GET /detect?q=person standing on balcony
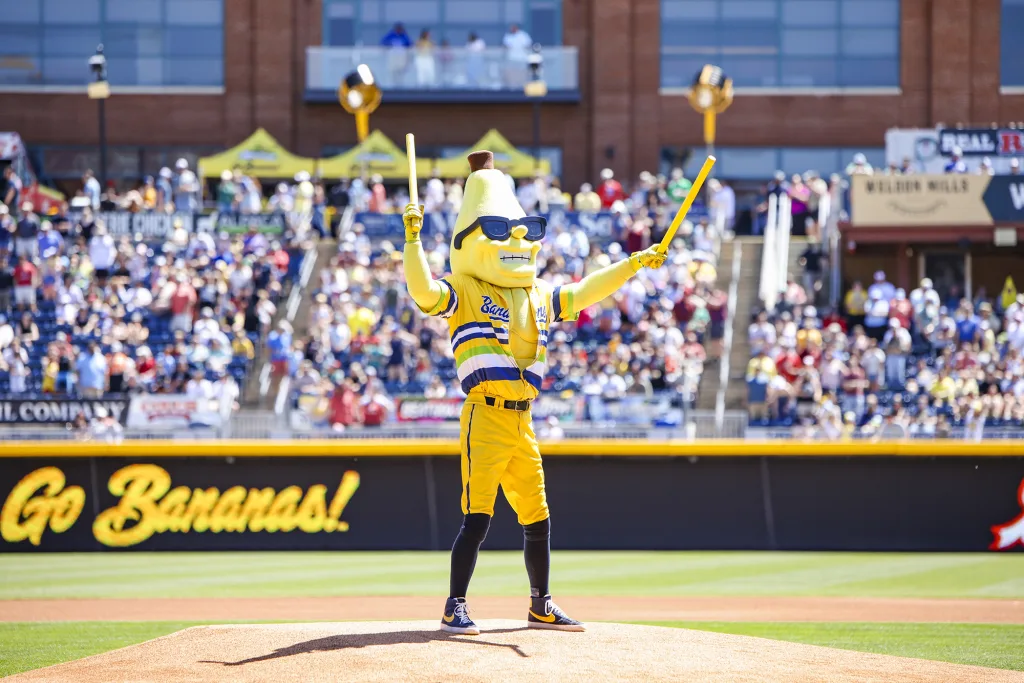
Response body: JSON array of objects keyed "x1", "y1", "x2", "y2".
[
  {"x1": 502, "y1": 23, "x2": 532, "y2": 87},
  {"x1": 415, "y1": 29, "x2": 437, "y2": 87},
  {"x1": 381, "y1": 23, "x2": 412, "y2": 86},
  {"x1": 466, "y1": 32, "x2": 486, "y2": 86}
]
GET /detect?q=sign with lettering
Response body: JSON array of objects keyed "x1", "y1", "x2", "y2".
[
  {"x1": 0, "y1": 398, "x2": 128, "y2": 425},
  {"x1": 849, "y1": 175, "x2": 993, "y2": 227},
  {"x1": 938, "y1": 127, "x2": 1024, "y2": 157}
]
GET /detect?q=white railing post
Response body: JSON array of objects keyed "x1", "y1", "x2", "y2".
[
  {"x1": 760, "y1": 193, "x2": 778, "y2": 312},
  {"x1": 776, "y1": 194, "x2": 792, "y2": 300}
]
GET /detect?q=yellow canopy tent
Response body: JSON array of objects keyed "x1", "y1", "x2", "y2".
[
  {"x1": 197, "y1": 128, "x2": 317, "y2": 180},
  {"x1": 429, "y1": 129, "x2": 551, "y2": 178},
  {"x1": 318, "y1": 130, "x2": 433, "y2": 180}
]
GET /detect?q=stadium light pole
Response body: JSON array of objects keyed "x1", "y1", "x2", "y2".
[
  {"x1": 87, "y1": 45, "x2": 110, "y2": 189},
  {"x1": 525, "y1": 45, "x2": 547, "y2": 172}
]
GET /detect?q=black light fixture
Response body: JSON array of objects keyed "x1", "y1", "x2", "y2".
[{"x1": 87, "y1": 44, "x2": 110, "y2": 189}]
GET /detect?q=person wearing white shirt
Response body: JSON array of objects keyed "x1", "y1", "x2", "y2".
[
  {"x1": 502, "y1": 24, "x2": 533, "y2": 87},
  {"x1": 424, "y1": 171, "x2": 445, "y2": 213},
  {"x1": 707, "y1": 179, "x2": 736, "y2": 232},
  {"x1": 185, "y1": 370, "x2": 214, "y2": 400},
  {"x1": 88, "y1": 225, "x2": 117, "y2": 277},
  {"x1": 192, "y1": 308, "x2": 220, "y2": 341},
  {"x1": 867, "y1": 271, "x2": 896, "y2": 302},
  {"x1": 864, "y1": 294, "x2": 890, "y2": 340},
  {"x1": 747, "y1": 311, "x2": 776, "y2": 354},
  {"x1": 909, "y1": 278, "x2": 941, "y2": 313},
  {"x1": 211, "y1": 373, "x2": 240, "y2": 411}
]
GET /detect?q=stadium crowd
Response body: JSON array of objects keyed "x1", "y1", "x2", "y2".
[
  {"x1": 0, "y1": 158, "x2": 309, "y2": 409},
  {"x1": 280, "y1": 166, "x2": 729, "y2": 430}
]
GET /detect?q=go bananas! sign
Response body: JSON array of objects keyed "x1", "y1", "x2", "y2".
[{"x1": 1, "y1": 463, "x2": 360, "y2": 549}]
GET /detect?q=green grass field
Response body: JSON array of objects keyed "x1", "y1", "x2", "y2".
[{"x1": 2, "y1": 551, "x2": 1023, "y2": 677}]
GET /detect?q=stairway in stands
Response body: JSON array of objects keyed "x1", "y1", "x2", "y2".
[{"x1": 719, "y1": 237, "x2": 765, "y2": 411}]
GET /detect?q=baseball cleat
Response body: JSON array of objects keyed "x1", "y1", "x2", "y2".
[
  {"x1": 527, "y1": 595, "x2": 586, "y2": 632},
  {"x1": 440, "y1": 597, "x2": 480, "y2": 635}
]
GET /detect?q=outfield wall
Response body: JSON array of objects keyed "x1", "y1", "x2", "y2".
[{"x1": 2, "y1": 441, "x2": 1023, "y2": 553}]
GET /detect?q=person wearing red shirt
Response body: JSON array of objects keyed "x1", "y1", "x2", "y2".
[
  {"x1": 169, "y1": 274, "x2": 197, "y2": 333},
  {"x1": 889, "y1": 288, "x2": 913, "y2": 329},
  {"x1": 270, "y1": 242, "x2": 290, "y2": 275},
  {"x1": 329, "y1": 378, "x2": 363, "y2": 430},
  {"x1": 775, "y1": 344, "x2": 803, "y2": 384},
  {"x1": 12, "y1": 254, "x2": 38, "y2": 312},
  {"x1": 597, "y1": 168, "x2": 625, "y2": 209}
]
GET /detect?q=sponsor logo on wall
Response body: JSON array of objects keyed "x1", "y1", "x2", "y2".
[{"x1": 0, "y1": 399, "x2": 128, "y2": 424}]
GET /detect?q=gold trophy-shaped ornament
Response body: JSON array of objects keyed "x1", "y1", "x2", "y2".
[{"x1": 339, "y1": 64, "x2": 382, "y2": 142}]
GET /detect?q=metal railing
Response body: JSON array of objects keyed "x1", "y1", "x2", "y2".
[
  {"x1": 306, "y1": 45, "x2": 579, "y2": 92},
  {"x1": 758, "y1": 193, "x2": 792, "y2": 313}
]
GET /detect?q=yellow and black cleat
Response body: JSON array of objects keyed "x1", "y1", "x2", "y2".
[{"x1": 527, "y1": 596, "x2": 586, "y2": 632}]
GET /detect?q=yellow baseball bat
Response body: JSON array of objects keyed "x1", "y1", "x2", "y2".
[
  {"x1": 656, "y1": 155, "x2": 717, "y2": 254},
  {"x1": 406, "y1": 133, "x2": 419, "y2": 207}
]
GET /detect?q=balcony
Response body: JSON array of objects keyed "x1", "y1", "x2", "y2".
[{"x1": 305, "y1": 45, "x2": 580, "y2": 104}]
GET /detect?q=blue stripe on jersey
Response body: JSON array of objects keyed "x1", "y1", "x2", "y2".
[
  {"x1": 523, "y1": 370, "x2": 544, "y2": 390},
  {"x1": 452, "y1": 331, "x2": 500, "y2": 355},
  {"x1": 451, "y1": 321, "x2": 493, "y2": 339},
  {"x1": 441, "y1": 280, "x2": 459, "y2": 317},
  {"x1": 552, "y1": 286, "x2": 563, "y2": 322},
  {"x1": 460, "y1": 366, "x2": 523, "y2": 394}
]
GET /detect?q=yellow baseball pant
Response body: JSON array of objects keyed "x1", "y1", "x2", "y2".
[{"x1": 459, "y1": 394, "x2": 549, "y2": 526}]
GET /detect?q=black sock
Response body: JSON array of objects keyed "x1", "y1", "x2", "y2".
[
  {"x1": 449, "y1": 513, "x2": 490, "y2": 598},
  {"x1": 523, "y1": 518, "x2": 551, "y2": 598}
]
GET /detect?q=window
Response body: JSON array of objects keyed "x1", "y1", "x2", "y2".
[
  {"x1": 660, "y1": 0, "x2": 900, "y2": 89},
  {"x1": 322, "y1": 0, "x2": 562, "y2": 47},
  {"x1": 0, "y1": 0, "x2": 223, "y2": 87},
  {"x1": 1002, "y1": 0, "x2": 1024, "y2": 87},
  {"x1": 671, "y1": 147, "x2": 884, "y2": 180}
]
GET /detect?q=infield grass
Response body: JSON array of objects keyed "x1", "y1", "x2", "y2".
[
  {"x1": 2, "y1": 551, "x2": 1024, "y2": 599},
  {"x1": 2, "y1": 620, "x2": 1023, "y2": 677}
]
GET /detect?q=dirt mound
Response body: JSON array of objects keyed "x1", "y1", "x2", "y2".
[{"x1": 8, "y1": 620, "x2": 1023, "y2": 683}]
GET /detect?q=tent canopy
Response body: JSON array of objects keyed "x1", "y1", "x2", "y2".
[
  {"x1": 318, "y1": 129, "x2": 430, "y2": 180},
  {"x1": 429, "y1": 129, "x2": 550, "y2": 179},
  {"x1": 197, "y1": 128, "x2": 317, "y2": 180}
]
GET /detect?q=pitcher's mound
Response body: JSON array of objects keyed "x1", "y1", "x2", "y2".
[{"x1": 9, "y1": 620, "x2": 1023, "y2": 683}]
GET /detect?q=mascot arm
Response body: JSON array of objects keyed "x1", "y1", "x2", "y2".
[
  {"x1": 555, "y1": 246, "x2": 665, "y2": 321},
  {"x1": 403, "y1": 241, "x2": 448, "y2": 313}
]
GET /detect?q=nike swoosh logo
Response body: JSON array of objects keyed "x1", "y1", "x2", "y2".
[
  {"x1": 443, "y1": 613, "x2": 456, "y2": 623},
  {"x1": 530, "y1": 610, "x2": 556, "y2": 623}
]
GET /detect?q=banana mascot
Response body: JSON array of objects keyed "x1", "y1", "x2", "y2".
[{"x1": 403, "y1": 151, "x2": 665, "y2": 634}]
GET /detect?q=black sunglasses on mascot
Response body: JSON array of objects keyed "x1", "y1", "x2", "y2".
[{"x1": 452, "y1": 215, "x2": 547, "y2": 250}]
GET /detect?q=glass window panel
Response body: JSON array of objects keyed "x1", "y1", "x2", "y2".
[
  {"x1": 840, "y1": 0, "x2": 899, "y2": 27},
  {"x1": 42, "y1": 0, "x2": 99, "y2": 23},
  {"x1": 506, "y1": 0, "x2": 524, "y2": 23},
  {"x1": 781, "y1": 0, "x2": 837, "y2": 26},
  {"x1": 165, "y1": 57, "x2": 222, "y2": 85},
  {"x1": 839, "y1": 57, "x2": 898, "y2": 86},
  {"x1": 781, "y1": 148, "x2": 840, "y2": 175},
  {"x1": 361, "y1": 0, "x2": 382, "y2": 23},
  {"x1": 445, "y1": 0, "x2": 503, "y2": 24},
  {"x1": 164, "y1": 26, "x2": 223, "y2": 57},
  {"x1": 1004, "y1": 4, "x2": 1024, "y2": 85},
  {"x1": 718, "y1": 56, "x2": 778, "y2": 86},
  {"x1": 660, "y1": 54, "x2": 707, "y2": 87},
  {"x1": 841, "y1": 28, "x2": 897, "y2": 56},
  {"x1": 0, "y1": 0, "x2": 41, "y2": 23},
  {"x1": 43, "y1": 26, "x2": 101, "y2": 57},
  {"x1": 780, "y1": 58, "x2": 837, "y2": 86},
  {"x1": 0, "y1": 59, "x2": 42, "y2": 85},
  {"x1": 105, "y1": 25, "x2": 163, "y2": 57},
  {"x1": 327, "y1": 1, "x2": 355, "y2": 18},
  {"x1": 42, "y1": 57, "x2": 87, "y2": 83},
  {"x1": 662, "y1": 0, "x2": 718, "y2": 21},
  {"x1": 719, "y1": 23, "x2": 779, "y2": 48},
  {"x1": 716, "y1": 148, "x2": 779, "y2": 179},
  {"x1": 165, "y1": 0, "x2": 223, "y2": 26},
  {"x1": 384, "y1": 0, "x2": 440, "y2": 23},
  {"x1": 530, "y1": 5, "x2": 557, "y2": 45},
  {"x1": 0, "y1": 28, "x2": 41, "y2": 55},
  {"x1": 360, "y1": 23, "x2": 390, "y2": 44},
  {"x1": 722, "y1": 0, "x2": 777, "y2": 19},
  {"x1": 108, "y1": 57, "x2": 164, "y2": 85},
  {"x1": 661, "y1": 21, "x2": 720, "y2": 47},
  {"x1": 328, "y1": 18, "x2": 355, "y2": 45},
  {"x1": 106, "y1": 0, "x2": 162, "y2": 22},
  {"x1": 781, "y1": 28, "x2": 838, "y2": 56}
]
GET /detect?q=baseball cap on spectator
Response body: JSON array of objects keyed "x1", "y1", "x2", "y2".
[
  {"x1": 40, "y1": 221, "x2": 51, "y2": 231},
  {"x1": 888, "y1": 318, "x2": 901, "y2": 328},
  {"x1": 21, "y1": 201, "x2": 33, "y2": 212},
  {"x1": 580, "y1": 183, "x2": 593, "y2": 192},
  {"x1": 610, "y1": 200, "x2": 627, "y2": 214},
  {"x1": 853, "y1": 153, "x2": 867, "y2": 165},
  {"x1": 873, "y1": 271, "x2": 885, "y2": 281},
  {"x1": 1012, "y1": 159, "x2": 1021, "y2": 170},
  {"x1": 894, "y1": 288, "x2": 906, "y2": 299},
  {"x1": 220, "y1": 170, "x2": 232, "y2": 181},
  {"x1": 175, "y1": 158, "x2": 189, "y2": 170},
  {"x1": 600, "y1": 168, "x2": 614, "y2": 180},
  {"x1": 295, "y1": 171, "x2": 311, "y2": 183},
  {"x1": 952, "y1": 146, "x2": 963, "y2": 158},
  {"x1": 920, "y1": 277, "x2": 933, "y2": 288},
  {"x1": 111, "y1": 341, "x2": 123, "y2": 353},
  {"x1": 159, "y1": 167, "x2": 172, "y2": 178},
  {"x1": 0, "y1": 204, "x2": 7, "y2": 215}
]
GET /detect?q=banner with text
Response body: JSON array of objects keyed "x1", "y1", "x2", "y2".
[
  {"x1": 0, "y1": 398, "x2": 129, "y2": 425},
  {"x1": 849, "y1": 174, "x2": 1024, "y2": 227},
  {"x1": 65, "y1": 210, "x2": 287, "y2": 240},
  {"x1": 125, "y1": 394, "x2": 232, "y2": 431}
]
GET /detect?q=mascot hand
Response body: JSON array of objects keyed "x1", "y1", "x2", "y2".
[
  {"x1": 403, "y1": 203, "x2": 425, "y2": 243},
  {"x1": 630, "y1": 246, "x2": 667, "y2": 271}
]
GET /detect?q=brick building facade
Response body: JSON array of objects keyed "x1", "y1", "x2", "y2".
[{"x1": 0, "y1": 0, "x2": 1017, "y2": 188}]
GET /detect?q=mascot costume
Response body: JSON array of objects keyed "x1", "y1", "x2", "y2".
[{"x1": 403, "y1": 150, "x2": 666, "y2": 635}]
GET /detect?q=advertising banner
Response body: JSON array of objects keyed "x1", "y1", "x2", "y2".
[
  {"x1": 0, "y1": 398, "x2": 129, "y2": 425},
  {"x1": 194, "y1": 211, "x2": 287, "y2": 235},
  {"x1": 850, "y1": 175, "x2": 994, "y2": 227},
  {"x1": 937, "y1": 127, "x2": 1024, "y2": 157},
  {"x1": 885, "y1": 128, "x2": 1024, "y2": 174},
  {"x1": 125, "y1": 394, "x2": 232, "y2": 431},
  {"x1": 396, "y1": 395, "x2": 583, "y2": 423},
  {"x1": 3, "y1": 455, "x2": 1022, "y2": 552}
]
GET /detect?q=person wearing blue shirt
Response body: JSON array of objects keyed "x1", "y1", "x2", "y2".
[
  {"x1": 944, "y1": 147, "x2": 967, "y2": 174},
  {"x1": 381, "y1": 23, "x2": 412, "y2": 48},
  {"x1": 76, "y1": 342, "x2": 108, "y2": 398},
  {"x1": 37, "y1": 221, "x2": 64, "y2": 259},
  {"x1": 382, "y1": 23, "x2": 412, "y2": 85}
]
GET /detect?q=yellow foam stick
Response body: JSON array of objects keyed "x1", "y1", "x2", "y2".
[
  {"x1": 406, "y1": 133, "x2": 419, "y2": 207},
  {"x1": 656, "y1": 155, "x2": 717, "y2": 254}
]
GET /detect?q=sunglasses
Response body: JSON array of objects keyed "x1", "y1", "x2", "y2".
[{"x1": 452, "y1": 215, "x2": 547, "y2": 250}]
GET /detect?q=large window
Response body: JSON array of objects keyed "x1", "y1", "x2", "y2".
[
  {"x1": 1003, "y1": 0, "x2": 1024, "y2": 87},
  {"x1": 0, "y1": 0, "x2": 224, "y2": 87},
  {"x1": 668, "y1": 147, "x2": 885, "y2": 180},
  {"x1": 660, "y1": 0, "x2": 900, "y2": 89},
  {"x1": 322, "y1": 0, "x2": 562, "y2": 48}
]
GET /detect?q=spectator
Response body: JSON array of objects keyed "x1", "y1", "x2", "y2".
[
  {"x1": 466, "y1": 32, "x2": 486, "y2": 86},
  {"x1": 14, "y1": 202, "x2": 39, "y2": 261},
  {"x1": 707, "y1": 179, "x2": 736, "y2": 233},
  {"x1": 3, "y1": 167, "x2": 22, "y2": 210},
  {"x1": 37, "y1": 220, "x2": 63, "y2": 261},
  {"x1": 2, "y1": 337, "x2": 29, "y2": 394},
  {"x1": 12, "y1": 253, "x2": 38, "y2": 313},
  {"x1": 156, "y1": 167, "x2": 174, "y2": 209},
  {"x1": 787, "y1": 175, "x2": 811, "y2": 235},
  {"x1": 597, "y1": 169, "x2": 625, "y2": 209},
  {"x1": 77, "y1": 342, "x2": 108, "y2": 398},
  {"x1": 381, "y1": 23, "x2": 412, "y2": 84},
  {"x1": 867, "y1": 270, "x2": 896, "y2": 302},
  {"x1": 1011, "y1": 159, "x2": 1022, "y2": 176},
  {"x1": 217, "y1": 170, "x2": 237, "y2": 212},
  {"x1": 574, "y1": 183, "x2": 601, "y2": 212},
  {"x1": 169, "y1": 273, "x2": 198, "y2": 333},
  {"x1": 173, "y1": 158, "x2": 200, "y2": 212},
  {"x1": 845, "y1": 153, "x2": 874, "y2": 176},
  {"x1": 89, "y1": 223, "x2": 116, "y2": 283},
  {"x1": 0, "y1": 255, "x2": 13, "y2": 312},
  {"x1": 82, "y1": 169, "x2": 102, "y2": 210},
  {"x1": 502, "y1": 23, "x2": 533, "y2": 87},
  {"x1": 414, "y1": 29, "x2": 436, "y2": 86},
  {"x1": 944, "y1": 147, "x2": 967, "y2": 174},
  {"x1": 666, "y1": 168, "x2": 692, "y2": 207},
  {"x1": 978, "y1": 157, "x2": 995, "y2": 176}
]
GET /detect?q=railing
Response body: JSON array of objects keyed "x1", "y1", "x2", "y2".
[
  {"x1": 306, "y1": 45, "x2": 579, "y2": 93},
  {"x1": 758, "y1": 193, "x2": 792, "y2": 313}
]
